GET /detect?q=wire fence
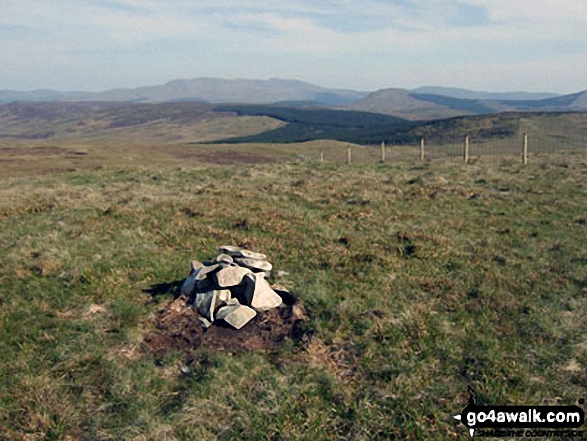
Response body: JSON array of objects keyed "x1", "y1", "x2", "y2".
[{"x1": 299, "y1": 133, "x2": 587, "y2": 164}]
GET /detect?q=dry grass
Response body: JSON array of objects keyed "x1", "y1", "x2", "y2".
[{"x1": 0, "y1": 152, "x2": 586, "y2": 439}]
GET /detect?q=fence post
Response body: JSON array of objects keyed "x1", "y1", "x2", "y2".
[
  {"x1": 347, "y1": 144, "x2": 352, "y2": 164},
  {"x1": 419, "y1": 137, "x2": 425, "y2": 162},
  {"x1": 522, "y1": 132, "x2": 528, "y2": 165},
  {"x1": 320, "y1": 152, "x2": 324, "y2": 163},
  {"x1": 380, "y1": 141, "x2": 386, "y2": 163},
  {"x1": 464, "y1": 135, "x2": 470, "y2": 164}
]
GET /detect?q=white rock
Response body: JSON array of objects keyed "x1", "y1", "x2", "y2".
[
  {"x1": 195, "y1": 263, "x2": 220, "y2": 281},
  {"x1": 214, "y1": 266, "x2": 251, "y2": 288},
  {"x1": 190, "y1": 260, "x2": 204, "y2": 273},
  {"x1": 218, "y1": 246, "x2": 267, "y2": 260},
  {"x1": 216, "y1": 304, "x2": 257, "y2": 329},
  {"x1": 218, "y1": 245, "x2": 244, "y2": 254},
  {"x1": 199, "y1": 317, "x2": 212, "y2": 328},
  {"x1": 238, "y1": 249, "x2": 267, "y2": 260},
  {"x1": 244, "y1": 273, "x2": 283, "y2": 311},
  {"x1": 215, "y1": 254, "x2": 234, "y2": 265},
  {"x1": 216, "y1": 289, "x2": 232, "y2": 304},
  {"x1": 234, "y1": 257, "x2": 272, "y2": 272}
]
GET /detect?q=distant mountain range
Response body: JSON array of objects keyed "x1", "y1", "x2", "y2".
[
  {"x1": 1, "y1": 77, "x2": 586, "y2": 121},
  {"x1": 0, "y1": 78, "x2": 366, "y2": 107}
]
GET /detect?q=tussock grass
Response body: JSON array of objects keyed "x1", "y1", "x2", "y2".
[{"x1": 1, "y1": 153, "x2": 586, "y2": 439}]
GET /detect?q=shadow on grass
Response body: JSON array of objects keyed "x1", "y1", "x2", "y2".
[{"x1": 143, "y1": 280, "x2": 184, "y2": 298}]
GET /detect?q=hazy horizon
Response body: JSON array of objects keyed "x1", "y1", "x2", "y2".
[{"x1": 1, "y1": 0, "x2": 586, "y2": 94}]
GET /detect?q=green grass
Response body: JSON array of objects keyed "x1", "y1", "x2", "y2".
[{"x1": 1, "y1": 153, "x2": 586, "y2": 439}]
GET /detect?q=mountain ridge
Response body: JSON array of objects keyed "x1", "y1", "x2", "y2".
[{"x1": 1, "y1": 78, "x2": 586, "y2": 121}]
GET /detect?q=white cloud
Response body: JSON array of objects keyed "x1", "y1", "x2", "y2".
[{"x1": 0, "y1": 0, "x2": 585, "y2": 91}]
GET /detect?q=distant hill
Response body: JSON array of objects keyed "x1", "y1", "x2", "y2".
[
  {"x1": 347, "y1": 88, "x2": 475, "y2": 120},
  {"x1": 0, "y1": 78, "x2": 367, "y2": 107},
  {"x1": 1, "y1": 79, "x2": 586, "y2": 122},
  {"x1": 348, "y1": 89, "x2": 587, "y2": 120},
  {"x1": 412, "y1": 86, "x2": 559, "y2": 101}
]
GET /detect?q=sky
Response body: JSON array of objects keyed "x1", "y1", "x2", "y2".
[{"x1": 1, "y1": 0, "x2": 586, "y2": 93}]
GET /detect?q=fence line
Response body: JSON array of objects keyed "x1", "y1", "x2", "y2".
[{"x1": 309, "y1": 133, "x2": 587, "y2": 165}]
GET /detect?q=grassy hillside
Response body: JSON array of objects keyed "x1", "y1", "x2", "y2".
[
  {"x1": 0, "y1": 102, "x2": 285, "y2": 145},
  {"x1": 1, "y1": 154, "x2": 586, "y2": 439}
]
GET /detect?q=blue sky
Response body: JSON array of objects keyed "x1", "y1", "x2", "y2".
[{"x1": 1, "y1": 0, "x2": 585, "y2": 93}]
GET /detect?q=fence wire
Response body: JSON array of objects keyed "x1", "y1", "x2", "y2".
[{"x1": 299, "y1": 134, "x2": 587, "y2": 164}]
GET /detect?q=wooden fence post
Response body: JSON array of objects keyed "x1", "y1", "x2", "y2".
[
  {"x1": 464, "y1": 135, "x2": 470, "y2": 164},
  {"x1": 320, "y1": 152, "x2": 324, "y2": 163},
  {"x1": 347, "y1": 144, "x2": 352, "y2": 164},
  {"x1": 419, "y1": 137, "x2": 425, "y2": 162},
  {"x1": 522, "y1": 132, "x2": 528, "y2": 165},
  {"x1": 380, "y1": 141, "x2": 386, "y2": 163}
]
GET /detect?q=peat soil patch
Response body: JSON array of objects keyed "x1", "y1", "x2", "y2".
[{"x1": 143, "y1": 245, "x2": 308, "y2": 358}]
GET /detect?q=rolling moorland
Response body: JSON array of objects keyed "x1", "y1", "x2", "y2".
[
  {"x1": 0, "y1": 90, "x2": 586, "y2": 439},
  {"x1": 1, "y1": 153, "x2": 586, "y2": 439}
]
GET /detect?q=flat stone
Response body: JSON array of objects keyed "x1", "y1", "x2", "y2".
[
  {"x1": 218, "y1": 246, "x2": 267, "y2": 260},
  {"x1": 237, "y1": 249, "x2": 267, "y2": 260},
  {"x1": 216, "y1": 304, "x2": 257, "y2": 329},
  {"x1": 244, "y1": 273, "x2": 283, "y2": 311},
  {"x1": 214, "y1": 266, "x2": 251, "y2": 288},
  {"x1": 194, "y1": 290, "x2": 218, "y2": 321},
  {"x1": 215, "y1": 254, "x2": 234, "y2": 265},
  {"x1": 216, "y1": 289, "x2": 232, "y2": 304},
  {"x1": 234, "y1": 257, "x2": 272, "y2": 272},
  {"x1": 218, "y1": 245, "x2": 244, "y2": 255},
  {"x1": 190, "y1": 260, "x2": 204, "y2": 273},
  {"x1": 195, "y1": 263, "x2": 220, "y2": 281}
]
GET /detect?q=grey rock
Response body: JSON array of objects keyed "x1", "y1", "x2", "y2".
[
  {"x1": 225, "y1": 297, "x2": 240, "y2": 306},
  {"x1": 215, "y1": 266, "x2": 251, "y2": 288},
  {"x1": 180, "y1": 271, "x2": 198, "y2": 297},
  {"x1": 234, "y1": 257, "x2": 272, "y2": 272},
  {"x1": 194, "y1": 290, "x2": 219, "y2": 321},
  {"x1": 238, "y1": 249, "x2": 267, "y2": 260},
  {"x1": 218, "y1": 245, "x2": 267, "y2": 260},
  {"x1": 216, "y1": 304, "x2": 257, "y2": 329},
  {"x1": 215, "y1": 254, "x2": 234, "y2": 265},
  {"x1": 218, "y1": 245, "x2": 244, "y2": 255},
  {"x1": 195, "y1": 263, "x2": 220, "y2": 281},
  {"x1": 244, "y1": 273, "x2": 283, "y2": 311}
]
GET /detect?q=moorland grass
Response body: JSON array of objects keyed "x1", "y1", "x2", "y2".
[{"x1": 0, "y1": 153, "x2": 586, "y2": 439}]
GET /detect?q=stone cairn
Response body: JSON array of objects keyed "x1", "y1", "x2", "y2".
[{"x1": 180, "y1": 245, "x2": 292, "y2": 329}]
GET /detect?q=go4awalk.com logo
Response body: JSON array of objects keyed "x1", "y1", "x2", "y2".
[{"x1": 453, "y1": 393, "x2": 585, "y2": 438}]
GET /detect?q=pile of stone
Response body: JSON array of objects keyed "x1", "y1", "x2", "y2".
[{"x1": 180, "y1": 245, "x2": 291, "y2": 329}]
